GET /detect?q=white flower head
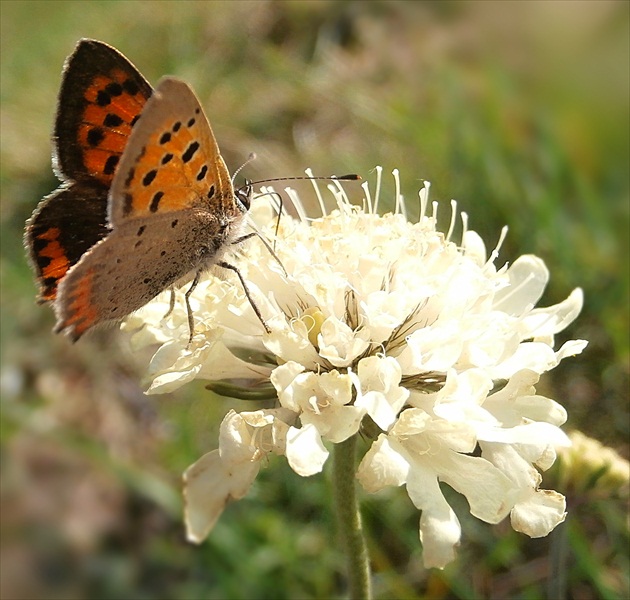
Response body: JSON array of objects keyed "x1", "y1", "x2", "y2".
[{"x1": 127, "y1": 167, "x2": 586, "y2": 568}]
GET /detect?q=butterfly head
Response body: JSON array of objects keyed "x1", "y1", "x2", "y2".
[{"x1": 235, "y1": 180, "x2": 253, "y2": 213}]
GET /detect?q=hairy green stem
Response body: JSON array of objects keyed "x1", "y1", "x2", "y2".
[
  {"x1": 332, "y1": 434, "x2": 372, "y2": 599},
  {"x1": 548, "y1": 516, "x2": 569, "y2": 599}
]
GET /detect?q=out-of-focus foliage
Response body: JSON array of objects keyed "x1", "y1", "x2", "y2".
[{"x1": 1, "y1": 1, "x2": 627, "y2": 598}]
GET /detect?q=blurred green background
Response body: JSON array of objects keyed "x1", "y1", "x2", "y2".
[{"x1": 1, "y1": 1, "x2": 628, "y2": 599}]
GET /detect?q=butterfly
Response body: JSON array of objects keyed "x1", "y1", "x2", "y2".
[{"x1": 25, "y1": 39, "x2": 253, "y2": 342}]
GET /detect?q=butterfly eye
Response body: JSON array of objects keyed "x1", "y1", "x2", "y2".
[{"x1": 235, "y1": 182, "x2": 252, "y2": 213}]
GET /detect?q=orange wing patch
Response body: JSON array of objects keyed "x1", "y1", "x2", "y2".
[
  {"x1": 25, "y1": 40, "x2": 153, "y2": 304},
  {"x1": 34, "y1": 227, "x2": 71, "y2": 301},
  {"x1": 123, "y1": 109, "x2": 213, "y2": 216},
  {"x1": 54, "y1": 40, "x2": 152, "y2": 186},
  {"x1": 54, "y1": 266, "x2": 99, "y2": 341},
  {"x1": 107, "y1": 77, "x2": 234, "y2": 225},
  {"x1": 79, "y1": 69, "x2": 149, "y2": 183}
]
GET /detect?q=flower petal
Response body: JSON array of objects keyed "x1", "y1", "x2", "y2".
[
  {"x1": 511, "y1": 489, "x2": 567, "y2": 537},
  {"x1": 523, "y1": 288, "x2": 584, "y2": 338},
  {"x1": 357, "y1": 434, "x2": 409, "y2": 491},
  {"x1": 184, "y1": 450, "x2": 260, "y2": 543},
  {"x1": 285, "y1": 424, "x2": 329, "y2": 476},
  {"x1": 493, "y1": 255, "x2": 549, "y2": 315}
]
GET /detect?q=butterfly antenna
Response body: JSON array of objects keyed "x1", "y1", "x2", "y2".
[
  {"x1": 236, "y1": 171, "x2": 360, "y2": 248},
  {"x1": 250, "y1": 189, "x2": 284, "y2": 250},
  {"x1": 247, "y1": 173, "x2": 361, "y2": 186},
  {"x1": 231, "y1": 153, "x2": 257, "y2": 184}
]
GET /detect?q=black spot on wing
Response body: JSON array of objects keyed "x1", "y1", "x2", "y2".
[
  {"x1": 143, "y1": 170, "x2": 157, "y2": 186},
  {"x1": 122, "y1": 79, "x2": 140, "y2": 96},
  {"x1": 196, "y1": 165, "x2": 208, "y2": 181},
  {"x1": 123, "y1": 193, "x2": 133, "y2": 216},
  {"x1": 103, "y1": 113, "x2": 123, "y2": 127},
  {"x1": 150, "y1": 191, "x2": 164, "y2": 212},
  {"x1": 87, "y1": 127, "x2": 105, "y2": 146},
  {"x1": 105, "y1": 82, "x2": 123, "y2": 97},
  {"x1": 96, "y1": 90, "x2": 111, "y2": 106},
  {"x1": 182, "y1": 141, "x2": 200, "y2": 163},
  {"x1": 103, "y1": 154, "x2": 119, "y2": 175}
]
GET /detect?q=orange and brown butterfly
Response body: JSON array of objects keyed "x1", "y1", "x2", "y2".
[{"x1": 25, "y1": 39, "x2": 251, "y2": 341}]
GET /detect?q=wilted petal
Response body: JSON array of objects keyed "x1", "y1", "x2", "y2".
[
  {"x1": 219, "y1": 408, "x2": 295, "y2": 464},
  {"x1": 511, "y1": 489, "x2": 567, "y2": 537},
  {"x1": 146, "y1": 332, "x2": 269, "y2": 395},
  {"x1": 432, "y1": 452, "x2": 515, "y2": 524},
  {"x1": 145, "y1": 339, "x2": 209, "y2": 394},
  {"x1": 184, "y1": 450, "x2": 260, "y2": 543}
]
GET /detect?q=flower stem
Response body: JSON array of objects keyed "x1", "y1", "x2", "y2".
[{"x1": 332, "y1": 434, "x2": 372, "y2": 599}]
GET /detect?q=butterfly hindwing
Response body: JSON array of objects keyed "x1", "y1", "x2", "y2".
[
  {"x1": 54, "y1": 210, "x2": 224, "y2": 341},
  {"x1": 25, "y1": 184, "x2": 110, "y2": 302}
]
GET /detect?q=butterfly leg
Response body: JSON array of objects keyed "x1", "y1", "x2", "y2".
[
  {"x1": 231, "y1": 232, "x2": 257, "y2": 244},
  {"x1": 184, "y1": 272, "x2": 201, "y2": 344},
  {"x1": 163, "y1": 287, "x2": 176, "y2": 319},
  {"x1": 258, "y1": 190, "x2": 284, "y2": 251},
  {"x1": 217, "y1": 261, "x2": 271, "y2": 334},
  {"x1": 232, "y1": 232, "x2": 287, "y2": 277}
]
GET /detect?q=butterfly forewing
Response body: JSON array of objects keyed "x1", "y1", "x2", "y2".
[
  {"x1": 109, "y1": 77, "x2": 233, "y2": 225},
  {"x1": 55, "y1": 39, "x2": 152, "y2": 185}
]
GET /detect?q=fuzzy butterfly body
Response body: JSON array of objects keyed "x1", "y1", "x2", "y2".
[{"x1": 25, "y1": 39, "x2": 248, "y2": 341}]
